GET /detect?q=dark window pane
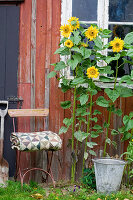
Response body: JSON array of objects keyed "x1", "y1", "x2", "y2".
[
  {"x1": 109, "y1": 25, "x2": 133, "y2": 41},
  {"x1": 109, "y1": 0, "x2": 133, "y2": 22},
  {"x1": 72, "y1": 0, "x2": 97, "y2": 21},
  {"x1": 108, "y1": 52, "x2": 133, "y2": 77}
]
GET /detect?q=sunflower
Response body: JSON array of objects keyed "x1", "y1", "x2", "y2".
[
  {"x1": 85, "y1": 25, "x2": 99, "y2": 41},
  {"x1": 68, "y1": 16, "x2": 80, "y2": 31},
  {"x1": 64, "y1": 39, "x2": 74, "y2": 48},
  {"x1": 110, "y1": 37, "x2": 124, "y2": 52},
  {"x1": 86, "y1": 66, "x2": 99, "y2": 79},
  {"x1": 80, "y1": 42, "x2": 88, "y2": 47},
  {"x1": 60, "y1": 24, "x2": 72, "y2": 38}
]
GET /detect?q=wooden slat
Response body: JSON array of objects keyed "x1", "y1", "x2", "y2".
[
  {"x1": 8, "y1": 109, "x2": 49, "y2": 117},
  {"x1": 0, "y1": 0, "x2": 24, "y2": 2}
]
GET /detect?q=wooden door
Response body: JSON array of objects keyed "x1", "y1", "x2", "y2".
[{"x1": 0, "y1": 5, "x2": 20, "y2": 177}]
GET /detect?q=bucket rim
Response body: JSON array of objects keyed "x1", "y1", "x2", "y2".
[{"x1": 92, "y1": 157, "x2": 127, "y2": 165}]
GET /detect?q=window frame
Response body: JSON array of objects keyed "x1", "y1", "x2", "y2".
[{"x1": 61, "y1": 0, "x2": 133, "y2": 89}]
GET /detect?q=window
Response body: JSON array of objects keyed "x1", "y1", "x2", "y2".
[{"x1": 61, "y1": 0, "x2": 133, "y2": 88}]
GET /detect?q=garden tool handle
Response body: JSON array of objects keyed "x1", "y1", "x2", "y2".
[
  {"x1": 1, "y1": 116, "x2": 4, "y2": 140},
  {"x1": 0, "y1": 116, "x2": 4, "y2": 158}
]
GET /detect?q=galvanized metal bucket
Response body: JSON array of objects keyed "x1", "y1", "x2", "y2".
[{"x1": 92, "y1": 158, "x2": 126, "y2": 193}]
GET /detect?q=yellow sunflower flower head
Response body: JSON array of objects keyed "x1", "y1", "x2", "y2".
[
  {"x1": 85, "y1": 25, "x2": 99, "y2": 41},
  {"x1": 80, "y1": 42, "x2": 88, "y2": 47},
  {"x1": 110, "y1": 37, "x2": 124, "y2": 52},
  {"x1": 60, "y1": 24, "x2": 72, "y2": 38},
  {"x1": 68, "y1": 16, "x2": 80, "y2": 31},
  {"x1": 86, "y1": 66, "x2": 99, "y2": 79},
  {"x1": 64, "y1": 39, "x2": 74, "y2": 48}
]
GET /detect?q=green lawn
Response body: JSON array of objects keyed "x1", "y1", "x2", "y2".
[{"x1": 0, "y1": 181, "x2": 132, "y2": 200}]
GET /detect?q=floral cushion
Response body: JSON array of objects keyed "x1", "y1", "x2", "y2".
[{"x1": 10, "y1": 131, "x2": 62, "y2": 151}]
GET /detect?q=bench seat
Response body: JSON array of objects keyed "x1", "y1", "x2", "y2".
[{"x1": 10, "y1": 131, "x2": 62, "y2": 152}]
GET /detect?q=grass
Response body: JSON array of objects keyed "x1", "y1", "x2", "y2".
[{"x1": 0, "y1": 180, "x2": 132, "y2": 200}]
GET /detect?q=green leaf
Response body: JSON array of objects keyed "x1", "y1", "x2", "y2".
[
  {"x1": 61, "y1": 83, "x2": 70, "y2": 93},
  {"x1": 123, "y1": 58, "x2": 133, "y2": 65},
  {"x1": 54, "y1": 46, "x2": 70, "y2": 55},
  {"x1": 118, "y1": 126, "x2": 125, "y2": 133},
  {"x1": 73, "y1": 54, "x2": 82, "y2": 63},
  {"x1": 67, "y1": 58, "x2": 79, "y2": 70},
  {"x1": 103, "y1": 29, "x2": 112, "y2": 35},
  {"x1": 76, "y1": 107, "x2": 86, "y2": 115},
  {"x1": 123, "y1": 115, "x2": 129, "y2": 125},
  {"x1": 113, "y1": 109, "x2": 123, "y2": 116},
  {"x1": 59, "y1": 37, "x2": 67, "y2": 45},
  {"x1": 79, "y1": 94, "x2": 89, "y2": 106},
  {"x1": 87, "y1": 142, "x2": 98, "y2": 148},
  {"x1": 89, "y1": 150, "x2": 96, "y2": 156},
  {"x1": 125, "y1": 119, "x2": 133, "y2": 131},
  {"x1": 92, "y1": 124, "x2": 102, "y2": 130},
  {"x1": 71, "y1": 32, "x2": 81, "y2": 45},
  {"x1": 88, "y1": 88, "x2": 98, "y2": 96},
  {"x1": 80, "y1": 111, "x2": 90, "y2": 117},
  {"x1": 71, "y1": 77, "x2": 85, "y2": 85},
  {"x1": 119, "y1": 75, "x2": 131, "y2": 84},
  {"x1": 91, "y1": 132, "x2": 100, "y2": 138},
  {"x1": 93, "y1": 110, "x2": 102, "y2": 115},
  {"x1": 131, "y1": 70, "x2": 133, "y2": 79},
  {"x1": 112, "y1": 141, "x2": 117, "y2": 149},
  {"x1": 99, "y1": 76, "x2": 114, "y2": 82},
  {"x1": 59, "y1": 126, "x2": 68, "y2": 134},
  {"x1": 127, "y1": 49, "x2": 133, "y2": 57},
  {"x1": 94, "y1": 37, "x2": 103, "y2": 50},
  {"x1": 121, "y1": 132, "x2": 132, "y2": 141},
  {"x1": 71, "y1": 46, "x2": 80, "y2": 53},
  {"x1": 54, "y1": 61, "x2": 66, "y2": 71},
  {"x1": 103, "y1": 122, "x2": 109, "y2": 128},
  {"x1": 105, "y1": 138, "x2": 111, "y2": 145},
  {"x1": 111, "y1": 129, "x2": 119, "y2": 136},
  {"x1": 67, "y1": 54, "x2": 82, "y2": 70},
  {"x1": 90, "y1": 117, "x2": 98, "y2": 123},
  {"x1": 80, "y1": 47, "x2": 91, "y2": 59},
  {"x1": 84, "y1": 152, "x2": 88, "y2": 160},
  {"x1": 105, "y1": 88, "x2": 120, "y2": 102},
  {"x1": 106, "y1": 54, "x2": 120, "y2": 64},
  {"x1": 124, "y1": 32, "x2": 133, "y2": 44},
  {"x1": 63, "y1": 118, "x2": 72, "y2": 127},
  {"x1": 60, "y1": 101, "x2": 71, "y2": 109},
  {"x1": 129, "y1": 112, "x2": 133, "y2": 119},
  {"x1": 47, "y1": 71, "x2": 56, "y2": 79},
  {"x1": 74, "y1": 131, "x2": 89, "y2": 142},
  {"x1": 98, "y1": 66, "x2": 114, "y2": 75},
  {"x1": 62, "y1": 79, "x2": 69, "y2": 86},
  {"x1": 96, "y1": 96, "x2": 110, "y2": 107},
  {"x1": 119, "y1": 87, "x2": 133, "y2": 97}
]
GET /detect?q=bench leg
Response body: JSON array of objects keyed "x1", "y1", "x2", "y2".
[{"x1": 15, "y1": 150, "x2": 55, "y2": 188}]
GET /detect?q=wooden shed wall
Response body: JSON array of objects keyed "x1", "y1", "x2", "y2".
[{"x1": 17, "y1": 0, "x2": 133, "y2": 181}]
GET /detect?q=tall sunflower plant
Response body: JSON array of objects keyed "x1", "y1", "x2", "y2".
[{"x1": 48, "y1": 17, "x2": 133, "y2": 182}]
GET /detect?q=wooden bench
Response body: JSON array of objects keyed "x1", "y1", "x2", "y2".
[{"x1": 8, "y1": 109, "x2": 62, "y2": 187}]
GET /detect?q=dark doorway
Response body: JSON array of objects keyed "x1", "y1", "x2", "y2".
[{"x1": 0, "y1": 5, "x2": 20, "y2": 177}]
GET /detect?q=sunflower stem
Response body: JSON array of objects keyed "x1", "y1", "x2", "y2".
[
  {"x1": 82, "y1": 92, "x2": 93, "y2": 176},
  {"x1": 103, "y1": 59, "x2": 119, "y2": 157}
]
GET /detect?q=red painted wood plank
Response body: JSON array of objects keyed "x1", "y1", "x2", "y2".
[
  {"x1": 35, "y1": 0, "x2": 47, "y2": 110},
  {"x1": 49, "y1": 0, "x2": 63, "y2": 133},
  {"x1": 35, "y1": 0, "x2": 47, "y2": 135},
  {"x1": 49, "y1": 0, "x2": 64, "y2": 180},
  {"x1": 18, "y1": 0, "x2": 32, "y2": 84}
]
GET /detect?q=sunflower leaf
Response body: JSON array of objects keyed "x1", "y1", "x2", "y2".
[
  {"x1": 47, "y1": 71, "x2": 56, "y2": 79},
  {"x1": 54, "y1": 46, "x2": 70, "y2": 55},
  {"x1": 96, "y1": 96, "x2": 110, "y2": 107}
]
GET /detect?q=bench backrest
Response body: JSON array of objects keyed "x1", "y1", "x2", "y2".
[{"x1": 8, "y1": 109, "x2": 49, "y2": 117}]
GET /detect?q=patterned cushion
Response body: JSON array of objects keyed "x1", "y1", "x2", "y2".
[{"x1": 10, "y1": 131, "x2": 62, "y2": 151}]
